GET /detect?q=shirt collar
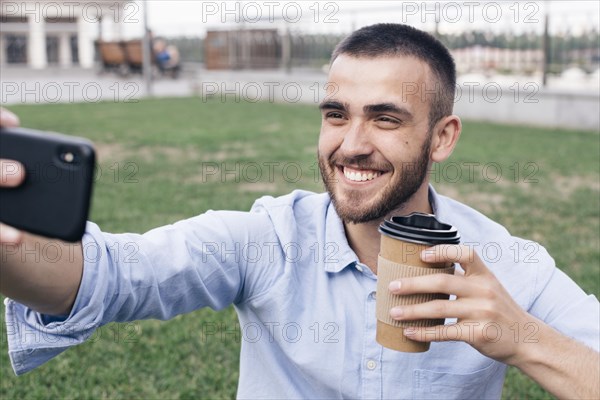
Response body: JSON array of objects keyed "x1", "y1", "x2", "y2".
[
  {"x1": 428, "y1": 183, "x2": 440, "y2": 215},
  {"x1": 322, "y1": 185, "x2": 441, "y2": 274},
  {"x1": 323, "y1": 200, "x2": 358, "y2": 273}
]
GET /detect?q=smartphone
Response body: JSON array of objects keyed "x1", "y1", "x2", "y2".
[{"x1": 0, "y1": 127, "x2": 96, "y2": 242}]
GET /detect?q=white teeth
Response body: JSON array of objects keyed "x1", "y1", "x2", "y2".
[{"x1": 343, "y1": 168, "x2": 380, "y2": 182}]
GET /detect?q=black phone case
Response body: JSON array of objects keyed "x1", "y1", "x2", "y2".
[{"x1": 0, "y1": 127, "x2": 95, "y2": 242}]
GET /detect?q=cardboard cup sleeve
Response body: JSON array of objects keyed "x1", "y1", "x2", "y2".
[{"x1": 376, "y1": 255, "x2": 455, "y2": 351}]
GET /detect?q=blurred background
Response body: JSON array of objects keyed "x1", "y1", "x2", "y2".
[
  {"x1": 1, "y1": 0, "x2": 599, "y2": 130},
  {"x1": 1, "y1": 2, "x2": 598, "y2": 399}
]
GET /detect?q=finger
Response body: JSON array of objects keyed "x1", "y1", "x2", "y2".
[
  {"x1": 0, "y1": 223, "x2": 23, "y2": 245},
  {"x1": 0, "y1": 160, "x2": 25, "y2": 187},
  {"x1": 388, "y1": 273, "x2": 471, "y2": 297},
  {"x1": 0, "y1": 108, "x2": 20, "y2": 128},
  {"x1": 402, "y1": 324, "x2": 464, "y2": 343},
  {"x1": 421, "y1": 245, "x2": 487, "y2": 276},
  {"x1": 421, "y1": 244, "x2": 475, "y2": 264},
  {"x1": 390, "y1": 299, "x2": 470, "y2": 321}
]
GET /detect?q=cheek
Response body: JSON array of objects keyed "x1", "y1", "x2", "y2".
[
  {"x1": 318, "y1": 125, "x2": 341, "y2": 156},
  {"x1": 379, "y1": 130, "x2": 423, "y2": 154},
  {"x1": 374, "y1": 136, "x2": 418, "y2": 169},
  {"x1": 376, "y1": 136, "x2": 404, "y2": 157}
]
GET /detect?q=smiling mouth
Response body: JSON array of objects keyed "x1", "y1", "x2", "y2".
[{"x1": 340, "y1": 166, "x2": 385, "y2": 182}]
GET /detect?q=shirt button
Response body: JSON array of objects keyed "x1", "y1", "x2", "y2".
[
  {"x1": 366, "y1": 360, "x2": 377, "y2": 370},
  {"x1": 355, "y1": 264, "x2": 363, "y2": 272},
  {"x1": 370, "y1": 291, "x2": 376, "y2": 300}
]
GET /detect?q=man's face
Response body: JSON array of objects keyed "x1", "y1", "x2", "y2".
[{"x1": 318, "y1": 55, "x2": 435, "y2": 224}]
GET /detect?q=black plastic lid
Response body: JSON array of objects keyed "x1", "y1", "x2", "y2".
[{"x1": 378, "y1": 212, "x2": 460, "y2": 245}]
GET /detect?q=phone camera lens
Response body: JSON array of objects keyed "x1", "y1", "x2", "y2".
[{"x1": 61, "y1": 152, "x2": 75, "y2": 163}]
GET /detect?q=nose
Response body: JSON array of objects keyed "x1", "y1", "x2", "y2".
[{"x1": 338, "y1": 121, "x2": 374, "y2": 158}]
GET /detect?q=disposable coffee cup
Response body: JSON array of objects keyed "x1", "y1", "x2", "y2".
[{"x1": 376, "y1": 212, "x2": 460, "y2": 352}]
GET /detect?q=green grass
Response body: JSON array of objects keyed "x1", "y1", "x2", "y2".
[{"x1": 1, "y1": 98, "x2": 599, "y2": 399}]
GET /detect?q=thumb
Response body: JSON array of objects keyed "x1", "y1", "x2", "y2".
[
  {"x1": 0, "y1": 223, "x2": 23, "y2": 245},
  {"x1": 0, "y1": 108, "x2": 20, "y2": 128},
  {"x1": 0, "y1": 159, "x2": 26, "y2": 187}
]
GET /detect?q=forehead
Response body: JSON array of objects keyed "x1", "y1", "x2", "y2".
[{"x1": 326, "y1": 55, "x2": 434, "y2": 112}]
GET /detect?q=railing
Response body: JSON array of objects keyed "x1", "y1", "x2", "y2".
[{"x1": 193, "y1": 2, "x2": 598, "y2": 80}]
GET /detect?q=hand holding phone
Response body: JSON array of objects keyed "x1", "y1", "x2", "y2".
[
  {"x1": 0, "y1": 108, "x2": 25, "y2": 244},
  {"x1": 0, "y1": 125, "x2": 96, "y2": 242},
  {"x1": 0, "y1": 159, "x2": 25, "y2": 242}
]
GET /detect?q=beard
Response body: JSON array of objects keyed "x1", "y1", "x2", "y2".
[{"x1": 319, "y1": 133, "x2": 432, "y2": 224}]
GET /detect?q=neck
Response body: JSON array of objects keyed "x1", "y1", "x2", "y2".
[{"x1": 344, "y1": 184, "x2": 433, "y2": 274}]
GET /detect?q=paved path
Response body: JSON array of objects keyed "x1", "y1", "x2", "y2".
[{"x1": 0, "y1": 64, "x2": 328, "y2": 106}]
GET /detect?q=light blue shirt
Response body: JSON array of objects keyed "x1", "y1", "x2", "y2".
[{"x1": 5, "y1": 187, "x2": 599, "y2": 399}]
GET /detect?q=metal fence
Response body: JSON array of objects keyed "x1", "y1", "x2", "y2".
[{"x1": 196, "y1": 2, "x2": 599, "y2": 79}]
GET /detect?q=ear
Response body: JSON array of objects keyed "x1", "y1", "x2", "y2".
[{"x1": 430, "y1": 115, "x2": 461, "y2": 163}]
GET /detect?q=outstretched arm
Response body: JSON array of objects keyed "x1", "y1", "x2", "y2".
[{"x1": 0, "y1": 108, "x2": 83, "y2": 316}]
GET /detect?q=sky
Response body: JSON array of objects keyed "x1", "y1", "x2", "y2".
[{"x1": 118, "y1": 1, "x2": 600, "y2": 38}]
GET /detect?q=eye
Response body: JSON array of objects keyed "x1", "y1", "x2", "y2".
[
  {"x1": 326, "y1": 111, "x2": 345, "y2": 119},
  {"x1": 375, "y1": 115, "x2": 401, "y2": 128},
  {"x1": 324, "y1": 111, "x2": 347, "y2": 125}
]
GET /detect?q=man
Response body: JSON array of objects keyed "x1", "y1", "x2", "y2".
[{"x1": 1, "y1": 24, "x2": 598, "y2": 399}]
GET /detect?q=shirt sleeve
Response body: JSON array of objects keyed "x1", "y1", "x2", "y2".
[
  {"x1": 5, "y1": 209, "x2": 270, "y2": 375},
  {"x1": 528, "y1": 261, "x2": 600, "y2": 352}
]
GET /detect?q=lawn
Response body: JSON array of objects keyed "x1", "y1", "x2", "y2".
[{"x1": 1, "y1": 97, "x2": 599, "y2": 399}]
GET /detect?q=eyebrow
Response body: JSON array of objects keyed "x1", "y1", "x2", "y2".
[
  {"x1": 318, "y1": 100, "x2": 413, "y2": 120},
  {"x1": 363, "y1": 103, "x2": 413, "y2": 119},
  {"x1": 318, "y1": 100, "x2": 348, "y2": 112}
]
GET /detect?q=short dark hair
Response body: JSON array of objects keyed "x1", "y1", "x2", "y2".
[{"x1": 331, "y1": 23, "x2": 456, "y2": 132}]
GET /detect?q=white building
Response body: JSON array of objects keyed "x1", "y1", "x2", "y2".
[{"x1": 0, "y1": 0, "x2": 131, "y2": 69}]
